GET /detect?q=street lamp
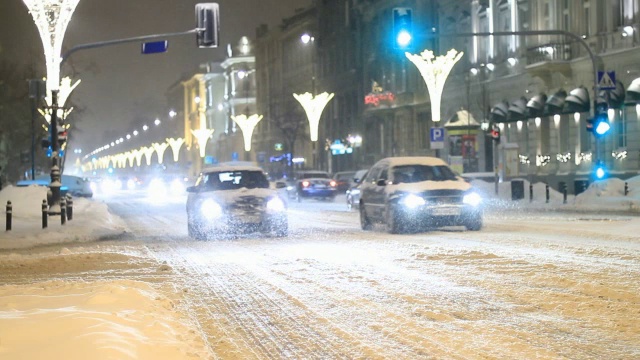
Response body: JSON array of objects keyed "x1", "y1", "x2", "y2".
[
  {"x1": 405, "y1": 49, "x2": 464, "y2": 124},
  {"x1": 293, "y1": 92, "x2": 335, "y2": 142},
  {"x1": 231, "y1": 114, "x2": 263, "y2": 151},
  {"x1": 23, "y1": 0, "x2": 80, "y2": 215}
]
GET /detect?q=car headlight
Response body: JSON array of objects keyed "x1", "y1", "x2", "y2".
[
  {"x1": 286, "y1": 185, "x2": 294, "y2": 191},
  {"x1": 200, "y1": 199, "x2": 223, "y2": 220},
  {"x1": 266, "y1": 197, "x2": 286, "y2": 212},
  {"x1": 463, "y1": 192, "x2": 482, "y2": 207},
  {"x1": 400, "y1": 194, "x2": 426, "y2": 209},
  {"x1": 170, "y1": 179, "x2": 185, "y2": 195}
]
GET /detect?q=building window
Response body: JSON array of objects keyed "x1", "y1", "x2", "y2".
[
  {"x1": 563, "y1": 0, "x2": 570, "y2": 31},
  {"x1": 540, "y1": 117, "x2": 550, "y2": 154},
  {"x1": 417, "y1": 112, "x2": 430, "y2": 149}
]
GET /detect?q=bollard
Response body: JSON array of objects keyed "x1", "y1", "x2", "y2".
[
  {"x1": 6, "y1": 201, "x2": 12, "y2": 231},
  {"x1": 625, "y1": 182, "x2": 629, "y2": 196},
  {"x1": 60, "y1": 197, "x2": 66, "y2": 225},
  {"x1": 66, "y1": 195, "x2": 73, "y2": 221},
  {"x1": 562, "y1": 183, "x2": 568, "y2": 204},
  {"x1": 42, "y1": 199, "x2": 48, "y2": 229},
  {"x1": 529, "y1": 184, "x2": 533, "y2": 203},
  {"x1": 545, "y1": 183, "x2": 550, "y2": 203}
]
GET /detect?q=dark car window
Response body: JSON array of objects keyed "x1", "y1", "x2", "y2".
[
  {"x1": 364, "y1": 166, "x2": 381, "y2": 183},
  {"x1": 299, "y1": 172, "x2": 329, "y2": 179},
  {"x1": 202, "y1": 170, "x2": 269, "y2": 190},
  {"x1": 392, "y1": 165, "x2": 458, "y2": 183}
]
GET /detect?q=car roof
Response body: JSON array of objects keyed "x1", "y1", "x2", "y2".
[
  {"x1": 201, "y1": 163, "x2": 265, "y2": 173},
  {"x1": 377, "y1": 156, "x2": 448, "y2": 167}
]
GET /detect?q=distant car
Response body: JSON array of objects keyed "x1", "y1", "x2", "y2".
[
  {"x1": 346, "y1": 169, "x2": 369, "y2": 211},
  {"x1": 359, "y1": 157, "x2": 483, "y2": 233},
  {"x1": 16, "y1": 174, "x2": 93, "y2": 198},
  {"x1": 288, "y1": 170, "x2": 338, "y2": 202},
  {"x1": 332, "y1": 171, "x2": 357, "y2": 193},
  {"x1": 186, "y1": 164, "x2": 288, "y2": 240}
]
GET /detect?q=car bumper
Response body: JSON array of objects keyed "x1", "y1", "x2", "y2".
[
  {"x1": 193, "y1": 212, "x2": 287, "y2": 233},
  {"x1": 396, "y1": 204, "x2": 481, "y2": 226},
  {"x1": 299, "y1": 189, "x2": 338, "y2": 198}
]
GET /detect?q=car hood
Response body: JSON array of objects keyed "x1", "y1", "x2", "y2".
[{"x1": 385, "y1": 180, "x2": 472, "y2": 194}]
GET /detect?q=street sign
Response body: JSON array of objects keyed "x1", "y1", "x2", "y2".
[
  {"x1": 430, "y1": 127, "x2": 445, "y2": 150},
  {"x1": 142, "y1": 41, "x2": 168, "y2": 54},
  {"x1": 597, "y1": 71, "x2": 616, "y2": 90}
]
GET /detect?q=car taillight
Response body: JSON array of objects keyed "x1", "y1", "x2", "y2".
[
  {"x1": 330, "y1": 180, "x2": 337, "y2": 187},
  {"x1": 302, "y1": 180, "x2": 310, "y2": 187}
]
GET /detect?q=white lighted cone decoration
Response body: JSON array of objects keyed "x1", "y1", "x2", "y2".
[
  {"x1": 405, "y1": 49, "x2": 463, "y2": 122},
  {"x1": 191, "y1": 129, "x2": 215, "y2": 158},
  {"x1": 134, "y1": 149, "x2": 145, "y2": 167},
  {"x1": 231, "y1": 114, "x2": 263, "y2": 151},
  {"x1": 167, "y1": 138, "x2": 185, "y2": 162},
  {"x1": 22, "y1": 0, "x2": 80, "y2": 93},
  {"x1": 293, "y1": 92, "x2": 335, "y2": 141},
  {"x1": 38, "y1": 77, "x2": 81, "y2": 124},
  {"x1": 142, "y1": 146, "x2": 155, "y2": 166},
  {"x1": 152, "y1": 142, "x2": 169, "y2": 164}
]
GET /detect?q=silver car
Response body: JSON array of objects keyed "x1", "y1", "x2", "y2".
[
  {"x1": 186, "y1": 164, "x2": 288, "y2": 239},
  {"x1": 359, "y1": 157, "x2": 483, "y2": 233}
]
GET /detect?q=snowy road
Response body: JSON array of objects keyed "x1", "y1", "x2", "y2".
[{"x1": 3, "y1": 191, "x2": 640, "y2": 359}]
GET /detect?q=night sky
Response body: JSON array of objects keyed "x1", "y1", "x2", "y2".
[{"x1": 0, "y1": 0, "x2": 310, "y2": 153}]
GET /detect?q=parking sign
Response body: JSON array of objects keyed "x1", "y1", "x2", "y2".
[{"x1": 430, "y1": 127, "x2": 444, "y2": 149}]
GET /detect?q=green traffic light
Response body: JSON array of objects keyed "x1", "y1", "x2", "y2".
[{"x1": 396, "y1": 30, "x2": 412, "y2": 48}]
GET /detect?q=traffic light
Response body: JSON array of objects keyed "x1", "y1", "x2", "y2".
[
  {"x1": 195, "y1": 3, "x2": 220, "y2": 48},
  {"x1": 594, "y1": 161, "x2": 607, "y2": 180},
  {"x1": 586, "y1": 117, "x2": 594, "y2": 132},
  {"x1": 57, "y1": 124, "x2": 68, "y2": 147},
  {"x1": 490, "y1": 126, "x2": 501, "y2": 142},
  {"x1": 592, "y1": 113, "x2": 611, "y2": 137},
  {"x1": 392, "y1": 7, "x2": 412, "y2": 49}
]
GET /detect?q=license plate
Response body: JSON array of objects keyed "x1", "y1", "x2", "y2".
[
  {"x1": 315, "y1": 184, "x2": 326, "y2": 189},
  {"x1": 432, "y1": 207, "x2": 460, "y2": 216}
]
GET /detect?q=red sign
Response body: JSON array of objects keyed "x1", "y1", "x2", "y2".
[{"x1": 364, "y1": 92, "x2": 396, "y2": 106}]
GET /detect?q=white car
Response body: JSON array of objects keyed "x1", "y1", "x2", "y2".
[
  {"x1": 359, "y1": 157, "x2": 483, "y2": 233},
  {"x1": 186, "y1": 164, "x2": 288, "y2": 239}
]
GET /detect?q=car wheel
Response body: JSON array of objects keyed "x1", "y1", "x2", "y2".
[
  {"x1": 385, "y1": 206, "x2": 405, "y2": 234},
  {"x1": 465, "y1": 215, "x2": 483, "y2": 231},
  {"x1": 360, "y1": 203, "x2": 372, "y2": 230},
  {"x1": 188, "y1": 221, "x2": 207, "y2": 240}
]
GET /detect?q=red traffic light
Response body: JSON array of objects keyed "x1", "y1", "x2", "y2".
[{"x1": 490, "y1": 128, "x2": 501, "y2": 140}]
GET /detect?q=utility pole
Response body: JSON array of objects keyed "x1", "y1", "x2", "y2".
[{"x1": 47, "y1": 90, "x2": 62, "y2": 215}]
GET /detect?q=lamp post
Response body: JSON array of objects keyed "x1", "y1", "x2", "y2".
[
  {"x1": 293, "y1": 92, "x2": 335, "y2": 169},
  {"x1": 231, "y1": 114, "x2": 263, "y2": 155},
  {"x1": 23, "y1": 0, "x2": 80, "y2": 215}
]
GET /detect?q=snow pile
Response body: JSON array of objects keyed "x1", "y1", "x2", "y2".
[
  {"x1": 0, "y1": 278, "x2": 209, "y2": 359},
  {"x1": 470, "y1": 175, "x2": 640, "y2": 213},
  {"x1": 0, "y1": 185, "x2": 129, "y2": 249}
]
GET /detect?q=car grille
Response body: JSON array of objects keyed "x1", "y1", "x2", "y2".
[
  {"x1": 421, "y1": 189, "x2": 464, "y2": 205},
  {"x1": 230, "y1": 196, "x2": 263, "y2": 215}
]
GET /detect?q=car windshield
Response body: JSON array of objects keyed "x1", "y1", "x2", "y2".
[
  {"x1": 392, "y1": 165, "x2": 458, "y2": 183},
  {"x1": 203, "y1": 170, "x2": 269, "y2": 190}
]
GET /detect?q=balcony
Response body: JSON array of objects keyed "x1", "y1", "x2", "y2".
[{"x1": 525, "y1": 42, "x2": 573, "y2": 81}]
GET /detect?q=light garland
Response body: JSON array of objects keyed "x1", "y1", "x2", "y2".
[
  {"x1": 612, "y1": 150, "x2": 627, "y2": 160},
  {"x1": 519, "y1": 155, "x2": 530, "y2": 165},
  {"x1": 556, "y1": 152, "x2": 572, "y2": 163},
  {"x1": 536, "y1": 154, "x2": 551, "y2": 167},
  {"x1": 576, "y1": 152, "x2": 592, "y2": 165}
]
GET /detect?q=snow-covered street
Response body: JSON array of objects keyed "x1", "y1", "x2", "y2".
[{"x1": 1, "y1": 185, "x2": 640, "y2": 359}]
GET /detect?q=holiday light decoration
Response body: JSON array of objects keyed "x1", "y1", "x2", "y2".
[
  {"x1": 231, "y1": 114, "x2": 263, "y2": 151},
  {"x1": 152, "y1": 142, "x2": 169, "y2": 164},
  {"x1": 405, "y1": 49, "x2": 463, "y2": 122},
  {"x1": 167, "y1": 138, "x2": 185, "y2": 162},
  {"x1": 191, "y1": 129, "x2": 215, "y2": 158},
  {"x1": 293, "y1": 92, "x2": 335, "y2": 141}
]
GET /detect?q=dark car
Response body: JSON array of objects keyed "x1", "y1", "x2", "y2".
[
  {"x1": 332, "y1": 171, "x2": 357, "y2": 193},
  {"x1": 288, "y1": 170, "x2": 338, "y2": 202},
  {"x1": 359, "y1": 157, "x2": 483, "y2": 234},
  {"x1": 186, "y1": 164, "x2": 288, "y2": 239}
]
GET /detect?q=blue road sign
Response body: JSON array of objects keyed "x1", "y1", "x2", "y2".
[
  {"x1": 142, "y1": 41, "x2": 168, "y2": 54},
  {"x1": 430, "y1": 127, "x2": 445, "y2": 150},
  {"x1": 597, "y1": 71, "x2": 616, "y2": 90}
]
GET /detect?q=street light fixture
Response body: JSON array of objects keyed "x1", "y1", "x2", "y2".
[
  {"x1": 293, "y1": 92, "x2": 335, "y2": 142},
  {"x1": 155, "y1": 118, "x2": 161, "y2": 126},
  {"x1": 231, "y1": 114, "x2": 263, "y2": 151},
  {"x1": 405, "y1": 49, "x2": 464, "y2": 123}
]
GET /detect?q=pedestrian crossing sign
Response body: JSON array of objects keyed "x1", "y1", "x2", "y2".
[{"x1": 598, "y1": 71, "x2": 616, "y2": 90}]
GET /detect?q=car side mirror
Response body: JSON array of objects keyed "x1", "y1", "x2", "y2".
[
  {"x1": 376, "y1": 179, "x2": 387, "y2": 186},
  {"x1": 186, "y1": 186, "x2": 198, "y2": 193}
]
